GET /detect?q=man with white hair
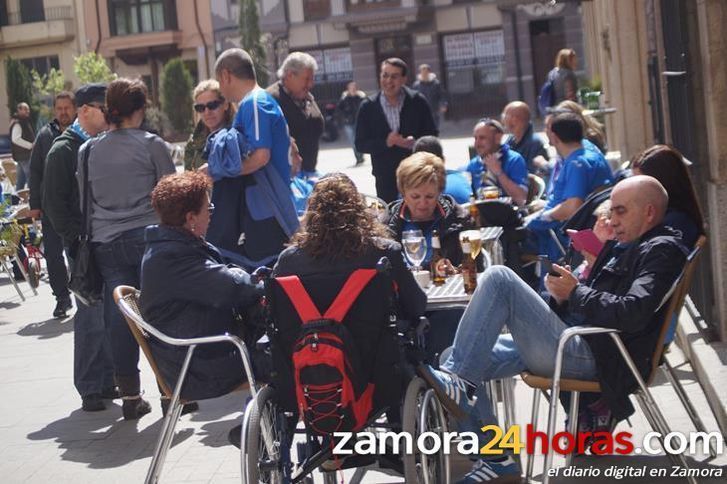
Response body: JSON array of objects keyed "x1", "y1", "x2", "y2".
[
  {"x1": 267, "y1": 52, "x2": 324, "y2": 177},
  {"x1": 420, "y1": 175, "x2": 689, "y2": 483}
]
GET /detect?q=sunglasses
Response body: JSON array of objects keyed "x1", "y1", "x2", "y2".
[
  {"x1": 194, "y1": 99, "x2": 224, "y2": 113},
  {"x1": 208, "y1": 202, "x2": 215, "y2": 215}
]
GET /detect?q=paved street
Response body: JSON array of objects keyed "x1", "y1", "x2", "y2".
[{"x1": 1, "y1": 127, "x2": 725, "y2": 483}]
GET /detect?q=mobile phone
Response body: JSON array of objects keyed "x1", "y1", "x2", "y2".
[{"x1": 538, "y1": 255, "x2": 561, "y2": 277}]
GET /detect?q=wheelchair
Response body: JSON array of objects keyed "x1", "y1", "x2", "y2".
[{"x1": 240, "y1": 257, "x2": 450, "y2": 484}]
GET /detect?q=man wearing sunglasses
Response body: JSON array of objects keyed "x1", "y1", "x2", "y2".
[
  {"x1": 355, "y1": 58, "x2": 438, "y2": 203},
  {"x1": 43, "y1": 83, "x2": 117, "y2": 413}
]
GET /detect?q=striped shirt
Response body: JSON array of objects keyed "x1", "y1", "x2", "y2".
[{"x1": 379, "y1": 91, "x2": 405, "y2": 132}]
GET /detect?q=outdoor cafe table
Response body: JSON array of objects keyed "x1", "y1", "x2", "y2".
[{"x1": 425, "y1": 270, "x2": 488, "y2": 311}]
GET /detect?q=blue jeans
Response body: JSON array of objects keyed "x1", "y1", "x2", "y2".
[
  {"x1": 15, "y1": 159, "x2": 30, "y2": 191},
  {"x1": 67, "y1": 252, "x2": 115, "y2": 397},
  {"x1": 342, "y1": 124, "x2": 363, "y2": 164},
  {"x1": 442, "y1": 266, "x2": 597, "y2": 428},
  {"x1": 93, "y1": 227, "x2": 146, "y2": 378}
]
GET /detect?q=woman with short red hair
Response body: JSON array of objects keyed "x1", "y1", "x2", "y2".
[{"x1": 140, "y1": 171, "x2": 263, "y2": 405}]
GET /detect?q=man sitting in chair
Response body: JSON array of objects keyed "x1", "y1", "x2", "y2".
[{"x1": 420, "y1": 176, "x2": 688, "y2": 483}]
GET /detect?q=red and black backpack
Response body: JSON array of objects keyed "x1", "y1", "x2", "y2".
[{"x1": 275, "y1": 269, "x2": 378, "y2": 435}]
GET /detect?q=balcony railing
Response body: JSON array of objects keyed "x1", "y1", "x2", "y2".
[{"x1": 7, "y1": 6, "x2": 73, "y2": 25}]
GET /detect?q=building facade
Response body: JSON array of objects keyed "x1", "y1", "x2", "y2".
[
  {"x1": 0, "y1": 0, "x2": 88, "y2": 133},
  {"x1": 82, "y1": 0, "x2": 215, "y2": 102},
  {"x1": 581, "y1": 0, "x2": 727, "y2": 342},
  {"x1": 212, "y1": 0, "x2": 586, "y2": 118}
]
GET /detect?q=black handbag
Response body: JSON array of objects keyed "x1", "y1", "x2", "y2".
[{"x1": 68, "y1": 142, "x2": 104, "y2": 306}]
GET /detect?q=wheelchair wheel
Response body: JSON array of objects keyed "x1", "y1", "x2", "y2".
[
  {"x1": 244, "y1": 386, "x2": 284, "y2": 484},
  {"x1": 402, "y1": 376, "x2": 450, "y2": 484}
]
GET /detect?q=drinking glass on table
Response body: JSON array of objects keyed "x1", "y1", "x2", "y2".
[
  {"x1": 402, "y1": 229, "x2": 427, "y2": 271},
  {"x1": 459, "y1": 230, "x2": 482, "y2": 260}
]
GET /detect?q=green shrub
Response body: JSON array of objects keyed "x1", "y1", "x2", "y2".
[{"x1": 161, "y1": 58, "x2": 193, "y2": 137}]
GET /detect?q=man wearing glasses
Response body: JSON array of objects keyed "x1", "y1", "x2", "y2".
[
  {"x1": 355, "y1": 58, "x2": 438, "y2": 203},
  {"x1": 43, "y1": 83, "x2": 117, "y2": 413}
]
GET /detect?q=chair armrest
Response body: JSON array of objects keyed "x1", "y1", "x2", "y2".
[{"x1": 552, "y1": 325, "x2": 620, "y2": 386}]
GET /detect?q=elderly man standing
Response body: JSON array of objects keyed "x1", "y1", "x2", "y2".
[
  {"x1": 267, "y1": 52, "x2": 324, "y2": 178},
  {"x1": 355, "y1": 58, "x2": 437, "y2": 203},
  {"x1": 502, "y1": 100, "x2": 549, "y2": 175},
  {"x1": 421, "y1": 176, "x2": 688, "y2": 483},
  {"x1": 212, "y1": 48, "x2": 298, "y2": 270},
  {"x1": 29, "y1": 91, "x2": 77, "y2": 319},
  {"x1": 9, "y1": 102, "x2": 35, "y2": 190}
]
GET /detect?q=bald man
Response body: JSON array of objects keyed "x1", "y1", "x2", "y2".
[
  {"x1": 10, "y1": 102, "x2": 35, "y2": 190},
  {"x1": 419, "y1": 175, "x2": 689, "y2": 483},
  {"x1": 502, "y1": 101, "x2": 549, "y2": 174}
]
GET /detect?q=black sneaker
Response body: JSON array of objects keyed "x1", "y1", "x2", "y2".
[
  {"x1": 82, "y1": 393, "x2": 106, "y2": 412},
  {"x1": 53, "y1": 298, "x2": 73, "y2": 319},
  {"x1": 122, "y1": 397, "x2": 152, "y2": 420},
  {"x1": 160, "y1": 399, "x2": 199, "y2": 417}
]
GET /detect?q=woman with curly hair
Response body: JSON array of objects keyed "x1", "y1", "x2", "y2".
[
  {"x1": 77, "y1": 77, "x2": 176, "y2": 419},
  {"x1": 140, "y1": 171, "x2": 263, "y2": 406},
  {"x1": 273, "y1": 173, "x2": 426, "y2": 321}
]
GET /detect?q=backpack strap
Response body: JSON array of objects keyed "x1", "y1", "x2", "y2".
[
  {"x1": 276, "y1": 276, "x2": 322, "y2": 323},
  {"x1": 323, "y1": 269, "x2": 377, "y2": 322},
  {"x1": 275, "y1": 269, "x2": 378, "y2": 324}
]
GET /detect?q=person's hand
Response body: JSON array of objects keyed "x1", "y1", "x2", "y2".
[
  {"x1": 289, "y1": 138, "x2": 302, "y2": 175},
  {"x1": 400, "y1": 136, "x2": 415, "y2": 150},
  {"x1": 440, "y1": 105, "x2": 448, "y2": 114},
  {"x1": 197, "y1": 163, "x2": 209, "y2": 176},
  {"x1": 483, "y1": 153, "x2": 503, "y2": 176},
  {"x1": 386, "y1": 131, "x2": 399, "y2": 148},
  {"x1": 28, "y1": 209, "x2": 41, "y2": 219},
  {"x1": 581, "y1": 250, "x2": 597, "y2": 268},
  {"x1": 434, "y1": 258, "x2": 458, "y2": 276},
  {"x1": 544, "y1": 264, "x2": 578, "y2": 304}
]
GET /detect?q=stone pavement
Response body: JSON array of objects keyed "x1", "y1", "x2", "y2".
[{"x1": 1, "y1": 126, "x2": 725, "y2": 483}]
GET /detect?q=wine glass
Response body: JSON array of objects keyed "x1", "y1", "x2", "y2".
[{"x1": 402, "y1": 229, "x2": 427, "y2": 271}]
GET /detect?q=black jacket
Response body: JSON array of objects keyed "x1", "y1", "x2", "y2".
[
  {"x1": 355, "y1": 86, "x2": 438, "y2": 177},
  {"x1": 9, "y1": 117, "x2": 35, "y2": 161},
  {"x1": 29, "y1": 119, "x2": 64, "y2": 210},
  {"x1": 267, "y1": 81, "x2": 324, "y2": 172},
  {"x1": 42, "y1": 128, "x2": 85, "y2": 246},
  {"x1": 337, "y1": 91, "x2": 365, "y2": 126},
  {"x1": 554, "y1": 225, "x2": 688, "y2": 420},
  {"x1": 387, "y1": 195, "x2": 475, "y2": 268},
  {"x1": 140, "y1": 225, "x2": 264, "y2": 400},
  {"x1": 273, "y1": 238, "x2": 426, "y2": 322}
]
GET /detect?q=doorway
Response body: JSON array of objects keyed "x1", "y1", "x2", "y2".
[{"x1": 529, "y1": 18, "x2": 565, "y2": 100}]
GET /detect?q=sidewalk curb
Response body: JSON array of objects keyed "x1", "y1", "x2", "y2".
[{"x1": 676, "y1": 296, "x2": 727, "y2": 436}]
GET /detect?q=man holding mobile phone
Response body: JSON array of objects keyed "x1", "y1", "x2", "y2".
[{"x1": 419, "y1": 176, "x2": 688, "y2": 483}]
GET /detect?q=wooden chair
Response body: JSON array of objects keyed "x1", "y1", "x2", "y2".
[
  {"x1": 113, "y1": 286, "x2": 258, "y2": 484},
  {"x1": 521, "y1": 237, "x2": 706, "y2": 484}
]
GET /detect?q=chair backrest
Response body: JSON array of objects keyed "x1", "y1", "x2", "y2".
[
  {"x1": 112, "y1": 285, "x2": 174, "y2": 398},
  {"x1": 646, "y1": 235, "x2": 706, "y2": 383},
  {"x1": 526, "y1": 173, "x2": 546, "y2": 205}
]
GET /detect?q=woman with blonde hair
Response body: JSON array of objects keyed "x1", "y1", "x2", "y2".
[
  {"x1": 549, "y1": 48, "x2": 578, "y2": 104},
  {"x1": 184, "y1": 79, "x2": 236, "y2": 171}
]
